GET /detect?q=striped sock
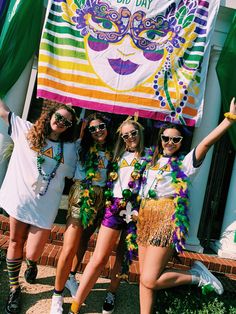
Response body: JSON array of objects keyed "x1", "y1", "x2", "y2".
[{"x1": 6, "y1": 257, "x2": 23, "y2": 288}]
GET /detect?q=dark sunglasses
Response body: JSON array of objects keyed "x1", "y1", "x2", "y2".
[
  {"x1": 54, "y1": 112, "x2": 72, "y2": 128},
  {"x1": 88, "y1": 123, "x2": 106, "y2": 133},
  {"x1": 121, "y1": 129, "x2": 139, "y2": 141},
  {"x1": 161, "y1": 135, "x2": 183, "y2": 144}
]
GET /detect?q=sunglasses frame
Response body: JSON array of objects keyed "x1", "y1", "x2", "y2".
[
  {"x1": 161, "y1": 134, "x2": 183, "y2": 144},
  {"x1": 54, "y1": 112, "x2": 73, "y2": 128},
  {"x1": 121, "y1": 129, "x2": 139, "y2": 141},
  {"x1": 88, "y1": 122, "x2": 106, "y2": 133}
]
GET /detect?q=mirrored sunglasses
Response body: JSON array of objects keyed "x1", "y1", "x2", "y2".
[
  {"x1": 161, "y1": 135, "x2": 183, "y2": 144},
  {"x1": 121, "y1": 129, "x2": 139, "y2": 141},
  {"x1": 54, "y1": 112, "x2": 72, "y2": 128},
  {"x1": 88, "y1": 123, "x2": 106, "y2": 133}
]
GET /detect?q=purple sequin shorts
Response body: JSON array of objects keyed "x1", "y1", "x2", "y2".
[{"x1": 101, "y1": 197, "x2": 127, "y2": 230}]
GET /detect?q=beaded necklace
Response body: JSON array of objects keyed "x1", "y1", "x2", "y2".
[
  {"x1": 141, "y1": 154, "x2": 190, "y2": 252},
  {"x1": 104, "y1": 147, "x2": 154, "y2": 277},
  {"x1": 35, "y1": 141, "x2": 63, "y2": 196},
  {"x1": 79, "y1": 144, "x2": 112, "y2": 228}
]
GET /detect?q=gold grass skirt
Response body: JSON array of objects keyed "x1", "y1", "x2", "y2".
[
  {"x1": 137, "y1": 198, "x2": 176, "y2": 247},
  {"x1": 67, "y1": 180, "x2": 105, "y2": 222}
]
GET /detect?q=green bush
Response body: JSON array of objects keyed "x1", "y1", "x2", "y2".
[{"x1": 155, "y1": 286, "x2": 236, "y2": 314}]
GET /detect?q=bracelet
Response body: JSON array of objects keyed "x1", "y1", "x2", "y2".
[{"x1": 224, "y1": 112, "x2": 236, "y2": 121}]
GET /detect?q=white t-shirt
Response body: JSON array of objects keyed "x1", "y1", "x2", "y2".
[
  {"x1": 140, "y1": 149, "x2": 200, "y2": 199},
  {"x1": 0, "y1": 113, "x2": 77, "y2": 229},
  {"x1": 74, "y1": 141, "x2": 110, "y2": 187},
  {"x1": 113, "y1": 151, "x2": 143, "y2": 198}
]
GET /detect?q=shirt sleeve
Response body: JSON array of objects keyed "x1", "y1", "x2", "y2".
[{"x1": 9, "y1": 112, "x2": 32, "y2": 141}]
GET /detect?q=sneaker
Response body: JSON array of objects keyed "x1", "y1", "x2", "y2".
[
  {"x1": 65, "y1": 275, "x2": 79, "y2": 298},
  {"x1": 192, "y1": 261, "x2": 224, "y2": 295},
  {"x1": 102, "y1": 291, "x2": 116, "y2": 314},
  {"x1": 50, "y1": 295, "x2": 63, "y2": 314},
  {"x1": 5, "y1": 286, "x2": 21, "y2": 314},
  {"x1": 24, "y1": 264, "x2": 38, "y2": 284}
]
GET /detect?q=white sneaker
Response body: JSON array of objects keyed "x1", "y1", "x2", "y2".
[
  {"x1": 191, "y1": 261, "x2": 224, "y2": 295},
  {"x1": 65, "y1": 275, "x2": 79, "y2": 298},
  {"x1": 50, "y1": 295, "x2": 63, "y2": 314}
]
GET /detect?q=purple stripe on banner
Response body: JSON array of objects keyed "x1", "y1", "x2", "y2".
[
  {"x1": 197, "y1": 8, "x2": 208, "y2": 17},
  {"x1": 194, "y1": 26, "x2": 207, "y2": 35},
  {"x1": 198, "y1": 1, "x2": 209, "y2": 8},
  {"x1": 37, "y1": 90, "x2": 196, "y2": 126},
  {"x1": 194, "y1": 16, "x2": 207, "y2": 27}
]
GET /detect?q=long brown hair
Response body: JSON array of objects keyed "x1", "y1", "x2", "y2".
[{"x1": 27, "y1": 103, "x2": 77, "y2": 149}]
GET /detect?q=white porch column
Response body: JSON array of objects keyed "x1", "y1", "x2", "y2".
[
  {"x1": 211, "y1": 157, "x2": 236, "y2": 259},
  {"x1": 186, "y1": 46, "x2": 222, "y2": 252},
  {"x1": 0, "y1": 58, "x2": 34, "y2": 186}
]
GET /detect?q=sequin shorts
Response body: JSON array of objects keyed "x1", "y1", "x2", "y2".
[
  {"x1": 102, "y1": 198, "x2": 131, "y2": 230},
  {"x1": 67, "y1": 180, "x2": 105, "y2": 226},
  {"x1": 137, "y1": 198, "x2": 175, "y2": 247}
]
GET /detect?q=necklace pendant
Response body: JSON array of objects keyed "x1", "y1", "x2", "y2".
[
  {"x1": 32, "y1": 177, "x2": 47, "y2": 195},
  {"x1": 156, "y1": 174, "x2": 163, "y2": 181},
  {"x1": 148, "y1": 189, "x2": 157, "y2": 198}
]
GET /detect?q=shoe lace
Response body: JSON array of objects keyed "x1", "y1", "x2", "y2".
[{"x1": 105, "y1": 292, "x2": 115, "y2": 305}]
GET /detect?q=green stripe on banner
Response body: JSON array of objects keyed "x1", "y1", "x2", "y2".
[
  {"x1": 40, "y1": 42, "x2": 86, "y2": 59},
  {"x1": 43, "y1": 32, "x2": 85, "y2": 49},
  {"x1": 46, "y1": 20, "x2": 82, "y2": 37}
]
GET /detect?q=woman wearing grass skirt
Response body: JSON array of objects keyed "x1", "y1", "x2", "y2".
[
  {"x1": 137, "y1": 98, "x2": 236, "y2": 314},
  {"x1": 0, "y1": 99, "x2": 78, "y2": 314}
]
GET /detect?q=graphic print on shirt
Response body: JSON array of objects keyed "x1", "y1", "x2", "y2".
[
  {"x1": 120, "y1": 158, "x2": 139, "y2": 168},
  {"x1": 31, "y1": 146, "x2": 64, "y2": 164}
]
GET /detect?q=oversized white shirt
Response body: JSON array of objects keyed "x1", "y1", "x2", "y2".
[{"x1": 0, "y1": 113, "x2": 77, "y2": 229}]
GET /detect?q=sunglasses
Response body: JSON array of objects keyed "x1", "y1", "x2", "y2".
[
  {"x1": 88, "y1": 123, "x2": 106, "y2": 133},
  {"x1": 121, "y1": 129, "x2": 139, "y2": 141},
  {"x1": 161, "y1": 135, "x2": 183, "y2": 144},
  {"x1": 54, "y1": 112, "x2": 72, "y2": 128}
]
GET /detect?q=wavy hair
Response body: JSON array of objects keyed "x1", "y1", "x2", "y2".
[
  {"x1": 79, "y1": 112, "x2": 113, "y2": 164},
  {"x1": 27, "y1": 103, "x2": 77, "y2": 149},
  {"x1": 113, "y1": 118, "x2": 145, "y2": 161}
]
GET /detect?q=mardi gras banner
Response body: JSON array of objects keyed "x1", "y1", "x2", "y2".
[{"x1": 37, "y1": 0, "x2": 220, "y2": 126}]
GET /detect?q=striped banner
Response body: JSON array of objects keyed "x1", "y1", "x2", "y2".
[{"x1": 37, "y1": 0, "x2": 220, "y2": 126}]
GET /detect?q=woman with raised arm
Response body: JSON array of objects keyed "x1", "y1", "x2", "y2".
[
  {"x1": 137, "y1": 98, "x2": 236, "y2": 314},
  {"x1": 0, "y1": 98, "x2": 78, "y2": 314}
]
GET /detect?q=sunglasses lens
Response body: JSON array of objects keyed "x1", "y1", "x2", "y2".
[
  {"x1": 55, "y1": 112, "x2": 72, "y2": 127},
  {"x1": 122, "y1": 134, "x2": 129, "y2": 140},
  {"x1": 161, "y1": 135, "x2": 169, "y2": 143},
  {"x1": 99, "y1": 123, "x2": 106, "y2": 130},
  {"x1": 130, "y1": 130, "x2": 138, "y2": 137},
  {"x1": 88, "y1": 126, "x2": 96, "y2": 133},
  {"x1": 172, "y1": 137, "x2": 182, "y2": 144}
]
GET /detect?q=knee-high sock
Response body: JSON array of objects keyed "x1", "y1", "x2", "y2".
[{"x1": 6, "y1": 257, "x2": 23, "y2": 288}]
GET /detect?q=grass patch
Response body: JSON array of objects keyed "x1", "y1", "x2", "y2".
[{"x1": 155, "y1": 285, "x2": 236, "y2": 314}]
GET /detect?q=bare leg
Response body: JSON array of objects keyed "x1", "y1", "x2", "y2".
[
  {"x1": 74, "y1": 225, "x2": 121, "y2": 307},
  {"x1": 107, "y1": 230, "x2": 126, "y2": 293},
  {"x1": 70, "y1": 223, "x2": 98, "y2": 273},
  {"x1": 55, "y1": 217, "x2": 83, "y2": 291},
  {"x1": 25, "y1": 226, "x2": 51, "y2": 261},
  {"x1": 139, "y1": 245, "x2": 192, "y2": 314},
  {"x1": 7, "y1": 217, "x2": 29, "y2": 259}
]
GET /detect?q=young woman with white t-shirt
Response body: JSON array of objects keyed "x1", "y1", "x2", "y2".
[
  {"x1": 0, "y1": 98, "x2": 78, "y2": 314},
  {"x1": 137, "y1": 98, "x2": 236, "y2": 314}
]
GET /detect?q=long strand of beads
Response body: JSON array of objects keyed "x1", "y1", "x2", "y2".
[{"x1": 36, "y1": 142, "x2": 63, "y2": 196}]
